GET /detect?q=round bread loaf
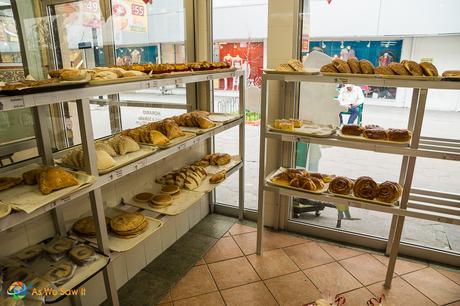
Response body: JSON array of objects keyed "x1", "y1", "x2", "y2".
[
  {"x1": 359, "y1": 60, "x2": 375, "y2": 74},
  {"x1": 374, "y1": 66, "x2": 395, "y2": 75},
  {"x1": 388, "y1": 62, "x2": 410, "y2": 75},
  {"x1": 402, "y1": 60, "x2": 423, "y2": 76},
  {"x1": 320, "y1": 63, "x2": 339, "y2": 73},
  {"x1": 332, "y1": 59, "x2": 351, "y2": 73},
  {"x1": 419, "y1": 62, "x2": 438, "y2": 76},
  {"x1": 347, "y1": 58, "x2": 361, "y2": 74}
]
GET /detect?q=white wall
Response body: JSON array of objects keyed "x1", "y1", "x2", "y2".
[{"x1": 310, "y1": 0, "x2": 460, "y2": 38}]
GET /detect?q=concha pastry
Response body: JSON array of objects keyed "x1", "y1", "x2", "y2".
[
  {"x1": 377, "y1": 181, "x2": 402, "y2": 203},
  {"x1": 419, "y1": 62, "x2": 438, "y2": 76},
  {"x1": 332, "y1": 59, "x2": 351, "y2": 73},
  {"x1": 359, "y1": 60, "x2": 375, "y2": 74},
  {"x1": 39, "y1": 167, "x2": 79, "y2": 195},
  {"x1": 353, "y1": 176, "x2": 379, "y2": 200}
]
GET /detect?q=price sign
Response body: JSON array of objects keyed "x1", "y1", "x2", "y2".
[
  {"x1": 131, "y1": 3, "x2": 145, "y2": 16},
  {"x1": 83, "y1": 0, "x2": 99, "y2": 13},
  {"x1": 177, "y1": 143, "x2": 186, "y2": 151},
  {"x1": 115, "y1": 169, "x2": 123, "y2": 178},
  {"x1": 10, "y1": 97, "x2": 24, "y2": 109}
]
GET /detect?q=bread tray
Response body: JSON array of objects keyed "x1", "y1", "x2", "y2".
[
  {"x1": 0, "y1": 163, "x2": 95, "y2": 214},
  {"x1": 329, "y1": 189, "x2": 399, "y2": 207},
  {"x1": 208, "y1": 113, "x2": 243, "y2": 124},
  {"x1": 264, "y1": 68, "x2": 320, "y2": 75},
  {"x1": 150, "y1": 71, "x2": 194, "y2": 78},
  {"x1": 266, "y1": 167, "x2": 329, "y2": 195},
  {"x1": 0, "y1": 77, "x2": 90, "y2": 96},
  {"x1": 268, "y1": 122, "x2": 336, "y2": 138},
  {"x1": 156, "y1": 132, "x2": 196, "y2": 149},
  {"x1": 337, "y1": 131, "x2": 410, "y2": 146},
  {"x1": 180, "y1": 122, "x2": 223, "y2": 135},
  {"x1": 89, "y1": 75, "x2": 150, "y2": 86},
  {"x1": 192, "y1": 67, "x2": 237, "y2": 75}
]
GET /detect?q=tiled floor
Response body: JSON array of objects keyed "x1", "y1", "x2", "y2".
[{"x1": 110, "y1": 214, "x2": 460, "y2": 306}]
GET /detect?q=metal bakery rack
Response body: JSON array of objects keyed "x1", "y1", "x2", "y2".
[
  {"x1": 256, "y1": 71, "x2": 460, "y2": 289},
  {"x1": 0, "y1": 69, "x2": 245, "y2": 305}
]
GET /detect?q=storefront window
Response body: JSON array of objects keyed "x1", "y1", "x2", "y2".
[{"x1": 212, "y1": 0, "x2": 267, "y2": 210}]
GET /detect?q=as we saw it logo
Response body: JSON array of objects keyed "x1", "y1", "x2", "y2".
[{"x1": 7, "y1": 281, "x2": 28, "y2": 300}]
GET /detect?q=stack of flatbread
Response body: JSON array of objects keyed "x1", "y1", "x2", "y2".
[{"x1": 110, "y1": 212, "x2": 148, "y2": 239}]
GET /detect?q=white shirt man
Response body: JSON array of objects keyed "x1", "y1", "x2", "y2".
[{"x1": 338, "y1": 84, "x2": 364, "y2": 125}]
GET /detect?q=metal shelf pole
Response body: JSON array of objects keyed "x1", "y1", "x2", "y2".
[
  {"x1": 256, "y1": 75, "x2": 269, "y2": 254},
  {"x1": 384, "y1": 89, "x2": 428, "y2": 288},
  {"x1": 76, "y1": 99, "x2": 119, "y2": 306},
  {"x1": 238, "y1": 74, "x2": 246, "y2": 220}
]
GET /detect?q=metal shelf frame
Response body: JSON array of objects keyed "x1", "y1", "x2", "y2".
[
  {"x1": 0, "y1": 70, "x2": 246, "y2": 306},
  {"x1": 256, "y1": 72, "x2": 460, "y2": 289}
]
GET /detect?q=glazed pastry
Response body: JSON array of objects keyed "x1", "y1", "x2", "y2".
[
  {"x1": 44, "y1": 237, "x2": 76, "y2": 255},
  {"x1": 332, "y1": 59, "x2": 351, "y2": 73},
  {"x1": 309, "y1": 172, "x2": 333, "y2": 183},
  {"x1": 288, "y1": 119, "x2": 302, "y2": 128},
  {"x1": 210, "y1": 171, "x2": 226, "y2": 184},
  {"x1": 95, "y1": 141, "x2": 117, "y2": 157},
  {"x1": 289, "y1": 177, "x2": 317, "y2": 191},
  {"x1": 69, "y1": 245, "x2": 96, "y2": 266},
  {"x1": 419, "y1": 62, "x2": 438, "y2": 76},
  {"x1": 341, "y1": 124, "x2": 364, "y2": 136},
  {"x1": 0, "y1": 177, "x2": 22, "y2": 191},
  {"x1": 348, "y1": 58, "x2": 361, "y2": 74},
  {"x1": 359, "y1": 60, "x2": 375, "y2": 74},
  {"x1": 388, "y1": 62, "x2": 410, "y2": 75},
  {"x1": 72, "y1": 216, "x2": 111, "y2": 237},
  {"x1": 363, "y1": 129, "x2": 387, "y2": 140},
  {"x1": 42, "y1": 260, "x2": 75, "y2": 285},
  {"x1": 320, "y1": 63, "x2": 338, "y2": 73},
  {"x1": 402, "y1": 60, "x2": 423, "y2": 76},
  {"x1": 374, "y1": 66, "x2": 395, "y2": 75},
  {"x1": 364, "y1": 124, "x2": 383, "y2": 130},
  {"x1": 387, "y1": 128, "x2": 412, "y2": 142},
  {"x1": 309, "y1": 177, "x2": 325, "y2": 190},
  {"x1": 39, "y1": 167, "x2": 79, "y2": 195},
  {"x1": 353, "y1": 176, "x2": 379, "y2": 200},
  {"x1": 14, "y1": 245, "x2": 44, "y2": 262},
  {"x1": 288, "y1": 59, "x2": 305, "y2": 72},
  {"x1": 377, "y1": 181, "x2": 402, "y2": 203},
  {"x1": 328, "y1": 176, "x2": 353, "y2": 195},
  {"x1": 271, "y1": 172, "x2": 291, "y2": 186},
  {"x1": 279, "y1": 122, "x2": 294, "y2": 131},
  {"x1": 442, "y1": 70, "x2": 460, "y2": 77}
]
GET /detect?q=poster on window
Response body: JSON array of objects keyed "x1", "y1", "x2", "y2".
[{"x1": 112, "y1": 0, "x2": 147, "y2": 33}]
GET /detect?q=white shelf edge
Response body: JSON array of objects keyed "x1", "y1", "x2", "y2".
[{"x1": 0, "y1": 118, "x2": 244, "y2": 232}]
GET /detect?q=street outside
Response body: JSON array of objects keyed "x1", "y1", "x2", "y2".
[{"x1": 89, "y1": 89, "x2": 460, "y2": 254}]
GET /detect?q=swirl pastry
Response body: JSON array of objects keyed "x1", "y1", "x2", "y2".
[
  {"x1": 353, "y1": 176, "x2": 379, "y2": 200},
  {"x1": 347, "y1": 58, "x2": 361, "y2": 74},
  {"x1": 363, "y1": 129, "x2": 387, "y2": 140},
  {"x1": 419, "y1": 62, "x2": 438, "y2": 76},
  {"x1": 309, "y1": 177, "x2": 325, "y2": 190},
  {"x1": 402, "y1": 60, "x2": 423, "y2": 76},
  {"x1": 341, "y1": 124, "x2": 363, "y2": 136},
  {"x1": 328, "y1": 176, "x2": 353, "y2": 195},
  {"x1": 309, "y1": 172, "x2": 333, "y2": 183},
  {"x1": 359, "y1": 60, "x2": 375, "y2": 74},
  {"x1": 377, "y1": 181, "x2": 402, "y2": 203},
  {"x1": 332, "y1": 59, "x2": 351, "y2": 73},
  {"x1": 289, "y1": 177, "x2": 317, "y2": 191},
  {"x1": 387, "y1": 128, "x2": 411, "y2": 142}
]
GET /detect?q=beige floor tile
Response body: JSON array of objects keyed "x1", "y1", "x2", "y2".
[
  {"x1": 221, "y1": 281, "x2": 277, "y2": 306},
  {"x1": 283, "y1": 242, "x2": 334, "y2": 269},
  {"x1": 339, "y1": 287, "x2": 375, "y2": 306},
  {"x1": 264, "y1": 271, "x2": 322, "y2": 306},
  {"x1": 319, "y1": 243, "x2": 364, "y2": 261},
  {"x1": 158, "y1": 291, "x2": 171, "y2": 304},
  {"x1": 446, "y1": 301, "x2": 460, "y2": 306},
  {"x1": 222, "y1": 231, "x2": 231, "y2": 237},
  {"x1": 304, "y1": 262, "x2": 362, "y2": 295},
  {"x1": 170, "y1": 265, "x2": 217, "y2": 300},
  {"x1": 367, "y1": 277, "x2": 436, "y2": 306},
  {"x1": 232, "y1": 230, "x2": 306, "y2": 255},
  {"x1": 158, "y1": 303, "x2": 172, "y2": 306},
  {"x1": 208, "y1": 257, "x2": 260, "y2": 289},
  {"x1": 204, "y1": 237, "x2": 243, "y2": 264},
  {"x1": 339, "y1": 254, "x2": 392, "y2": 286},
  {"x1": 402, "y1": 267, "x2": 460, "y2": 305},
  {"x1": 194, "y1": 258, "x2": 205, "y2": 266},
  {"x1": 173, "y1": 292, "x2": 225, "y2": 306},
  {"x1": 371, "y1": 254, "x2": 427, "y2": 275},
  {"x1": 247, "y1": 249, "x2": 299, "y2": 279},
  {"x1": 229, "y1": 223, "x2": 257, "y2": 236},
  {"x1": 435, "y1": 267, "x2": 460, "y2": 286}
]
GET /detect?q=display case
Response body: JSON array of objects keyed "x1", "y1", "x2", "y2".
[
  {"x1": 256, "y1": 71, "x2": 460, "y2": 289},
  {"x1": 0, "y1": 69, "x2": 245, "y2": 305}
]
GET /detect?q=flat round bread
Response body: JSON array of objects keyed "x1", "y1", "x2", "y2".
[
  {"x1": 374, "y1": 66, "x2": 395, "y2": 75},
  {"x1": 14, "y1": 245, "x2": 44, "y2": 262},
  {"x1": 42, "y1": 261, "x2": 75, "y2": 285},
  {"x1": 69, "y1": 245, "x2": 96, "y2": 265},
  {"x1": 403, "y1": 60, "x2": 423, "y2": 76},
  {"x1": 45, "y1": 237, "x2": 76, "y2": 255},
  {"x1": 113, "y1": 220, "x2": 148, "y2": 238},
  {"x1": 359, "y1": 60, "x2": 375, "y2": 74},
  {"x1": 419, "y1": 62, "x2": 438, "y2": 76},
  {"x1": 72, "y1": 216, "x2": 111, "y2": 237},
  {"x1": 332, "y1": 59, "x2": 351, "y2": 73},
  {"x1": 347, "y1": 58, "x2": 361, "y2": 74},
  {"x1": 134, "y1": 192, "x2": 154, "y2": 203},
  {"x1": 110, "y1": 212, "x2": 146, "y2": 233},
  {"x1": 389, "y1": 62, "x2": 410, "y2": 75}
]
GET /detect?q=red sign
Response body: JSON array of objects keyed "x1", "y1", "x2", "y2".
[{"x1": 131, "y1": 3, "x2": 145, "y2": 16}]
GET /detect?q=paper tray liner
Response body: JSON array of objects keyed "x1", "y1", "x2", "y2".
[
  {"x1": 266, "y1": 167, "x2": 328, "y2": 194},
  {"x1": 76, "y1": 208, "x2": 163, "y2": 252},
  {"x1": 268, "y1": 123, "x2": 335, "y2": 138},
  {"x1": 56, "y1": 145, "x2": 157, "y2": 175},
  {"x1": 337, "y1": 131, "x2": 410, "y2": 146},
  {"x1": 155, "y1": 132, "x2": 196, "y2": 149},
  {"x1": 0, "y1": 163, "x2": 96, "y2": 214},
  {"x1": 193, "y1": 161, "x2": 242, "y2": 193},
  {"x1": 126, "y1": 188, "x2": 205, "y2": 216},
  {"x1": 180, "y1": 122, "x2": 223, "y2": 135},
  {"x1": 204, "y1": 156, "x2": 241, "y2": 174},
  {"x1": 207, "y1": 113, "x2": 243, "y2": 124},
  {"x1": 264, "y1": 68, "x2": 320, "y2": 75},
  {"x1": 88, "y1": 75, "x2": 150, "y2": 86}
]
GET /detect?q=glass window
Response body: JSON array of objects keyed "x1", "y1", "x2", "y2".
[{"x1": 212, "y1": 0, "x2": 268, "y2": 210}]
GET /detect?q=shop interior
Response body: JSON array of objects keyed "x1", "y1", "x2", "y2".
[{"x1": 0, "y1": 0, "x2": 459, "y2": 305}]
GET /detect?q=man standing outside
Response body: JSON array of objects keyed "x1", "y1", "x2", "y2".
[{"x1": 338, "y1": 84, "x2": 364, "y2": 125}]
